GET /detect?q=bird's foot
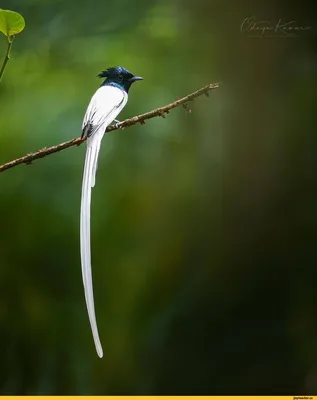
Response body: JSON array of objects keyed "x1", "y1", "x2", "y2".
[{"x1": 114, "y1": 119, "x2": 121, "y2": 129}]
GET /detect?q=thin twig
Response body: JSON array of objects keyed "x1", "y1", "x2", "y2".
[
  {"x1": 0, "y1": 36, "x2": 14, "y2": 84},
  {"x1": 0, "y1": 82, "x2": 219, "y2": 173}
]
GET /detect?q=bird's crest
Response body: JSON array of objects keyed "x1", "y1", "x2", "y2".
[{"x1": 97, "y1": 66, "x2": 130, "y2": 79}]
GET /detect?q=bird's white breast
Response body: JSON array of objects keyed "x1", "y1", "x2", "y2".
[{"x1": 82, "y1": 85, "x2": 128, "y2": 131}]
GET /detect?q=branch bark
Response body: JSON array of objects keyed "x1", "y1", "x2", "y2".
[
  {"x1": 0, "y1": 37, "x2": 14, "y2": 84},
  {"x1": 0, "y1": 82, "x2": 219, "y2": 173}
]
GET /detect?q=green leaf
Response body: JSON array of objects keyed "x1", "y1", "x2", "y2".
[{"x1": 0, "y1": 9, "x2": 25, "y2": 38}]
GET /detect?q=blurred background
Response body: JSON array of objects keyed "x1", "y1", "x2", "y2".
[{"x1": 0, "y1": 0, "x2": 317, "y2": 395}]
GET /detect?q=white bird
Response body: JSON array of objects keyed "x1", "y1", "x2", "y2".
[{"x1": 80, "y1": 66, "x2": 143, "y2": 357}]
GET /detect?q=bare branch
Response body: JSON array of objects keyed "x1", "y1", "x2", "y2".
[{"x1": 0, "y1": 83, "x2": 219, "y2": 173}]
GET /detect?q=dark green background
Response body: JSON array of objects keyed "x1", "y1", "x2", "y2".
[{"x1": 0, "y1": 0, "x2": 317, "y2": 395}]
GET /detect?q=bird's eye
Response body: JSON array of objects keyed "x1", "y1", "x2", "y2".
[{"x1": 118, "y1": 74, "x2": 123, "y2": 81}]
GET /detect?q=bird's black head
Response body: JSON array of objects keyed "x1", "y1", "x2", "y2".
[{"x1": 98, "y1": 66, "x2": 143, "y2": 93}]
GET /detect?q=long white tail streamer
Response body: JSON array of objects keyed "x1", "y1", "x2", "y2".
[{"x1": 80, "y1": 133, "x2": 104, "y2": 358}]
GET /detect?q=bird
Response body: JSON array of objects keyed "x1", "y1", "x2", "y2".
[{"x1": 80, "y1": 66, "x2": 143, "y2": 358}]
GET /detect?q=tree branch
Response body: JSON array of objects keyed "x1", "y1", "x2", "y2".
[
  {"x1": 0, "y1": 82, "x2": 219, "y2": 173},
  {"x1": 0, "y1": 37, "x2": 14, "y2": 84}
]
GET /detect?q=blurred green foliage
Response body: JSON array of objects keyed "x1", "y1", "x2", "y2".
[{"x1": 0, "y1": 0, "x2": 317, "y2": 395}]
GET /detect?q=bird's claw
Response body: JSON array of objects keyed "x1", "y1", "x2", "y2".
[{"x1": 114, "y1": 119, "x2": 121, "y2": 129}]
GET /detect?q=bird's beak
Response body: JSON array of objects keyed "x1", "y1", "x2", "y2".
[{"x1": 129, "y1": 76, "x2": 143, "y2": 82}]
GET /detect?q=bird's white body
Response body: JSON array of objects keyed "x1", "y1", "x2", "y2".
[{"x1": 80, "y1": 85, "x2": 128, "y2": 358}]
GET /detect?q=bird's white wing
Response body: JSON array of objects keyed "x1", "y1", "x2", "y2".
[
  {"x1": 80, "y1": 85, "x2": 128, "y2": 358},
  {"x1": 82, "y1": 85, "x2": 127, "y2": 138}
]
